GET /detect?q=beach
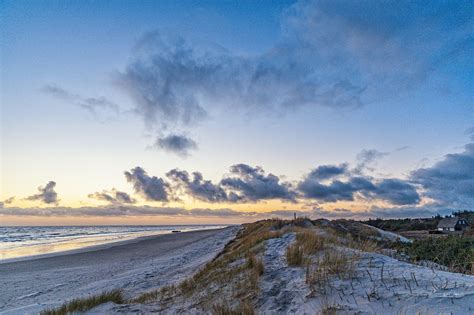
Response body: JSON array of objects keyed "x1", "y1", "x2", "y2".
[{"x1": 0, "y1": 226, "x2": 238, "y2": 314}]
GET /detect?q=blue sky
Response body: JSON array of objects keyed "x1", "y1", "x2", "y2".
[{"x1": 1, "y1": 0, "x2": 473, "y2": 224}]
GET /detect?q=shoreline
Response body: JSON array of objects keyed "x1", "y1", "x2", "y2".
[
  {"x1": 0, "y1": 225, "x2": 231, "y2": 264},
  {"x1": 0, "y1": 226, "x2": 239, "y2": 314}
]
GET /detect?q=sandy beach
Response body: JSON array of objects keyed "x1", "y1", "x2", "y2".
[{"x1": 0, "y1": 226, "x2": 238, "y2": 314}]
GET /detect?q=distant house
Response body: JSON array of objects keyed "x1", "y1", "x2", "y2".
[{"x1": 437, "y1": 217, "x2": 470, "y2": 233}]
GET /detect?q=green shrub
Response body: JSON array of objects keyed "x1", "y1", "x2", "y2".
[{"x1": 404, "y1": 236, "x2": 474, "y2": 274}]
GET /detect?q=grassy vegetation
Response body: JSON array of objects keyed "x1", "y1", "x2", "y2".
[
  {"x1": 361, "y1": 210, "x2": 474, "y2": 274},
  {"x1": 38, "y1": 216, "x2": 474, "y2": 314},
  {"x1": 246, "y1": 252, "x2": 264, "y2": 276},
  {"x1": 286, "y1": 241, "x2": 304, "y2": 266},
  {"x1": 318, "y1": 302, "x2": 345, "y2": 315},
  {"x1": 323, "y1": 220, "x2": 382, "y2": 252},
  {"x1": 396, "y1": 236, "x2": 474, "y2": 274},
  {"x1": 363, "y1": 217, "x2": 440, "y2": 232},
  {"x1": 317, "y1": 250, "x2": 359, "y2": 279},
  {"x1": 134, "y1": 219, "x2": 286, "y2": 311},
  {"x1": 283, "y1": 226, "x2": 361, "y2": 296},
  {"x1": 452, "y1": 210, "x2": 474, "y2": 223},
  {"x1": 132, "y1": 285, "x2": 176, "y2": 304},
  {"x1": 211, "y1": 300, "x2": 255, "y2": 315},
  {"x1": 40, "y1": 290, "x2": 124, "y2": 315},
  {"x1": 363, "y1": 210, "x2": 474, "y2": 232},
  {"x1": 286, "y1": 230, "x2": 326, "y2": 266},
  {"x1": 306, "y1": 250, "x2": 359, "y2": 295}
]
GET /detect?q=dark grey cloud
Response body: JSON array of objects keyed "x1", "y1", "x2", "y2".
[
  {"x1": 25, "y1": 181, "x2": 59, "y2": 205},
  {"x1": 88, "y1": 189, "x2": 136, "y2": 205},
  {"x1": 42, "y1": 84, "x2": 119, "y2": 117},
  {"x1": 221, "y1": 164, "x2": 296, "y2": 202},
  {"x1": 155, "y1": 134, "x2": 197, "y2": 157},
  {"x1": 411, "y1": 143, "x2": 474, "y2": 208},
  {"x1": 166, "y1": 169, "x2": 235, "y2": 202},
  {"x1": 298, "y1": 176, "x2": 368, "y2": 202},
  {"x1": 167, "y1": 165, "x2": 294, "y2": 203},
  {"x1": 305, "y1": 163, "x2": 348, "y2": 181},
  {"x1": 298, "y1": 166, "x2": 420, "y2": 205},
  {"x1": 124, "y1": 167, "x2": 171, "y2": 202},
  {"x1": 164, "y1": 162, "x2": 420, "y2": 205},
  {"x1": 372, "y1": 179, "x2": 421, "y2": 206}
]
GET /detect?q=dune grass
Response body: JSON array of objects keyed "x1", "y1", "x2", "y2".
[
  {"x1": 317, "y1": 250, "x2": 358, "y2": 279},
  {"x1": 306, "y1": 249, "x2": 359, "y2": 295},
  {"x1": 133, "y1": 219, "x2": 284, "y2": 310},
  {"x1": 131, "y1": 285, "x2": 176, "y2": 304},
  {"x1": 318, "y1": 301, "x2": 345, "y2": 315},
  {"x1": 211, "y1": 300, "x2": 255, "y2": 315},
  {"x1": 286, "y1": 241, "x2": 305, "y2": 266},
  {"x1": 40, "y1": 290, "x2": 124, "y2": 315},
  {"x1": 286, "y1": 229, "x2": 326, "y2": 266},
  {"x1": 246, "y1": 252, "x2": 264, "y2": 276}
]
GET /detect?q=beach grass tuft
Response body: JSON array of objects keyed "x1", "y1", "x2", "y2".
[
  {"x1": 306, "y1": 249, "x2": 359, "y2": 295},
  {"x1": 211, "y1": 300, "x2": 255, "y2": 315},
  {"x1": 286, "y1": 230, "x2": 326, "y2": 266},
  {"x1": 40, "y1": 289, "x2": 124, "y2": 315},
  {"x1": 318, "y1": 301, "x2": 345, "y2": 314},
  {"x1": 286, "y1": 241, "x2": 304, "y2": 266}
]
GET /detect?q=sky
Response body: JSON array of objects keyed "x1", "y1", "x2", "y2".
[{"x1": 1, "y1": 0, "x2": 473, "y2": 225}]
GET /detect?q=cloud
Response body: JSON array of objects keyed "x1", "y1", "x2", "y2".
[
  {"x1": 154, "y1": 134, "x2": 197, "y2": 157},
  {"x1": 3, "y1": 196, "x2": 15, "y2": 204},
  {"x1": 411, "y1": 142, "x2": 474, "y2": 208},
  {"x1": 285, "y1": 0, "x2": 472, "y2": 91},
  {"x1": 0, "y1": 205, "x2": 258, "y2": 218},
  {"x1": 354, "y1": 149, "x2": 388, "y2": 174},
  {"x1": 0, "y1": 204, "x2": 447, "y2": 220},
  {"x1": 372, "y1": 179, "x2": 421, "y2": 206},
  {"x1": 188, "y1": 208, "x2": 254, "y2": 217},
  {"x1": 116, "y1": 31, "x2": 364, "y2": 137},
  {"x1": 305, "y1": 163, "x2": 348, "y2": 181},
  {"x1": 42, "y1": 84, "x2": 119, "y2": 117},
  {"x1": 124, "y1": 167, "x2": 171, "y2": 202},
  {"x1": 88, "y1": 189, "x2": 136, "y2": 204},
  {"x1": 298, "y1": 175, "x2": 369, "y2": 202},
  {"x1": 166, "y1": 169, "x2": 234, "y2": 202},
  {"x1": 466, "y1": 127, "x2": 474, "y2": 141},
  {"x1": 25, "y1": 181, "x2": 59, "y2": 205},
  {"x1": 221, "y1": 164, "x2": 296, "y2": 202},
  {"x1": 167, "y1": 165, "x2": 295, "y2": 203},
  {"x1": 114, "y1": 0, "x2": 470, "y2": 151},
  {"x1": 298, "y1": 165, "x2": 420, "y2": 205},
  {"x1": 129, "y1": 161, "x2": 422, "y2": 206}
]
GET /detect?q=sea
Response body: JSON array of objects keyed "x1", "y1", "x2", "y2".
[{"x1": 0, "y1": 225, "x2": 226, "y2": 262}]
